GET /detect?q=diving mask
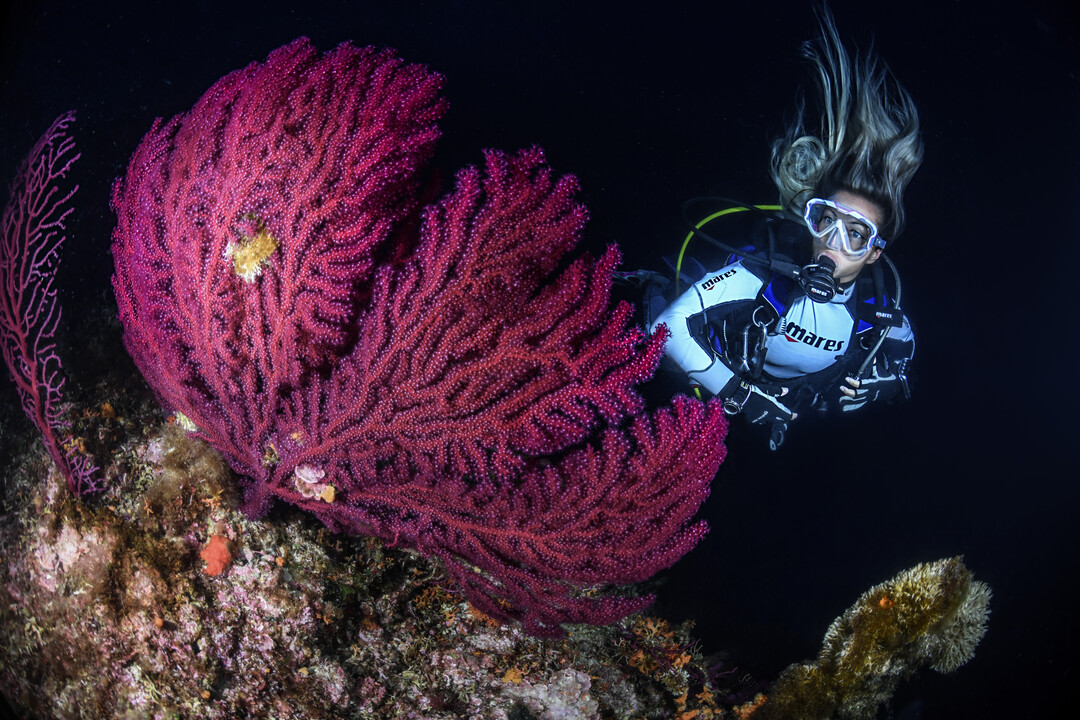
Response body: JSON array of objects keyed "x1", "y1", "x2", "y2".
[{"x1": 803, "y1": 198, "x2": 885, "y2": 258}]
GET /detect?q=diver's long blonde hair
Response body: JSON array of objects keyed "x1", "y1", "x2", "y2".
[{"x1": 770, "y1": 7, "x2": 923, "y2": 242}]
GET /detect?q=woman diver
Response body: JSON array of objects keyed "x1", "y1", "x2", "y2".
[{"x1": 646, "y1": 7, "x2": 924, "y2": 450}]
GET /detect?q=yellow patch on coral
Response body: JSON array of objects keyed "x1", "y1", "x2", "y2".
[
  {"x1": 169, "y1": 411, "x2": 199, "y2": 433},
  {"x1": 226, "y1": 221, "x2": 279, "y2": 282}
]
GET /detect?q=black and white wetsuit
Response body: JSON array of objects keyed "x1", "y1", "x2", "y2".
[{"x1": 650, "y1": 243, "x2": 914, "y2": 414}]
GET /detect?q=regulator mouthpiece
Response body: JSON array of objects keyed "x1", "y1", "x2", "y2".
[{"x1": 801, "y1": 256, "x2": 837, "y2": 303}]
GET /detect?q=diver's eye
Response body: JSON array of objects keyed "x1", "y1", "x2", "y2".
[
  {"x1": 849, "y1": 226, "x2": 869, "y2": 248},
  {"x1": 817, "y1": 212, "x2": 837, "y2": 230}
]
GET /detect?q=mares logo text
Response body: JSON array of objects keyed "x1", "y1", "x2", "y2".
[{"x1": 701, "y1": 269, "x2": 737, "y2": 292}]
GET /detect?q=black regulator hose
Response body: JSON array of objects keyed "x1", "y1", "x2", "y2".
[{"x1": 679, "y1": 198, "x2": 838, "y2": 303}]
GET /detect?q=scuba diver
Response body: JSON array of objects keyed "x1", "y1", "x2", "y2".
[{"x1": 630, "y1": 9, "x2": 923, "y2": 450}]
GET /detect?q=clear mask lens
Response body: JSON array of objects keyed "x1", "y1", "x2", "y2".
[{"x1": 804, "y1": 198, "x2": 882, "y2": 258}]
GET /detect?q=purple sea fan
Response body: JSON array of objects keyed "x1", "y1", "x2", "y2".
[
  {"x1": 110, "y1": 38, "x2": 727, "y2": 635},
  {"x1": 1, "y1": 112, "x2": 99, "y2": 495}
]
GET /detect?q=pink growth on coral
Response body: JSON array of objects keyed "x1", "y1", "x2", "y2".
[
  {"x1": 111, "y1": 38, "x2": 726, "y2": 635},
  {"x1": 1, "y1": 112, "x2": 99, "y2": 496},
  {"x1": 200, "y1": 535, "x2": 233, "y2": 577}
]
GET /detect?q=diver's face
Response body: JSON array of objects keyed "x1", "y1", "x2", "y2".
[{"x1": 811, "y1": 190, "x2": 885, "y2": 285}]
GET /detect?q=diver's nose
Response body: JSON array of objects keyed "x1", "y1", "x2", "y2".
[{"x1": 824, "y1": 225, "x2": 843, "y2": 251}]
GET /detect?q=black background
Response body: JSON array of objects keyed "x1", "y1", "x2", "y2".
[{"x1": 2, "y1": 1, "x2": 1077, "y2": 718}]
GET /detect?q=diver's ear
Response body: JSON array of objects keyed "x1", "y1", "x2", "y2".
[{"x1": 866, "y1": 247, "x2": 884, "y2": 265}]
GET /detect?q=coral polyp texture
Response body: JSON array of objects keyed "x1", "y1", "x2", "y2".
[
  {"x1": 756, "y1": 556, "x2": 991, "y2": 720},
  {"x1": 109, "y1": 37, "x2": 727, "y2": 636}
]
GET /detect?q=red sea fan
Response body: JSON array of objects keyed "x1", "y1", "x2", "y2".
[
  {"x1": 111, "y1": 38, "x2": 446, "y2": 459},
  {"x1": 110, "y1": 37, "x2": 726, "y2": 635}
]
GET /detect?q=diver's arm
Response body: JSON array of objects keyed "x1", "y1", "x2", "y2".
[
  {"x1": 649, "y1": 262, "x2": 764, "y2": 395},
  {"x1": 839, "y1": 315, "x2": 915, "y2": 408},
  {"x1": 879, "y1": 315, "x2": 915, "y2": 399}
]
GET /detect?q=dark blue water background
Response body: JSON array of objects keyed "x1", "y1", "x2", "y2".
[{"x1": 2, "y1": 1, "x2": 1076, "y2": 718}]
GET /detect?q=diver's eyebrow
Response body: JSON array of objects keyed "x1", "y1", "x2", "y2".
[{"x1": 837, "y1": 212, "x2": 872, "y2": 232}]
